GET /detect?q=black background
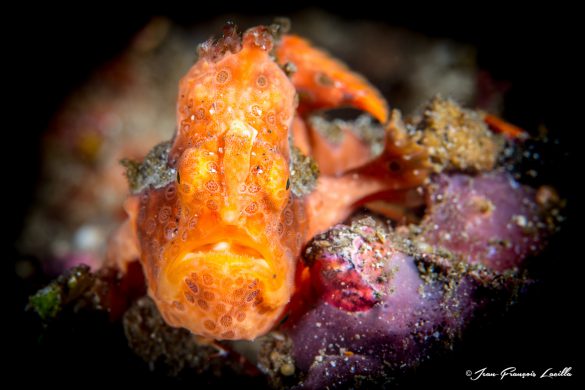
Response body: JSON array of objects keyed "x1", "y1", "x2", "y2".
[{"x1": 9, "y1": 3, "x2": 580, "y2": 388}]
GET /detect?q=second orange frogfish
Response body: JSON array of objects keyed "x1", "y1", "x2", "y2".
[{"x1": 108, "y1": 21, "x2": 433, "y2": 340}]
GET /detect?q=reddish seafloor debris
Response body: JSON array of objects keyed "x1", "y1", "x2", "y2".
[{"x1": 281, "y1": 170, "x2": 559, "y2": 388}]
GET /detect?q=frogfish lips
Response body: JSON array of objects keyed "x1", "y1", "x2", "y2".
[{"x1": 154, "y1": 238, "x2": 291, "y2": 340}]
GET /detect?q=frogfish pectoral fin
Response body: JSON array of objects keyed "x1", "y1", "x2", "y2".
[{"x1": 276, "y1": 35, "x2": 389, "y2": 124}]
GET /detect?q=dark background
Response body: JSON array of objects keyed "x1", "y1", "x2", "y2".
[{"x1": 9, "y1": 3, "x2": 579, "y2": 388}]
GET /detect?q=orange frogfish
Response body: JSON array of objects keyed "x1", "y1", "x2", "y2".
[{"x1": 108, "y1": 21, "x2": 431, "y2": 340}]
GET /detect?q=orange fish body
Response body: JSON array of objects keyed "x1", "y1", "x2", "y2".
[
  {"x1": 134, "y1": 26, "x2": 304, "y2": 340},
  {"x1": 113, "y1": 22, "x2": 404, "y2": 340}
]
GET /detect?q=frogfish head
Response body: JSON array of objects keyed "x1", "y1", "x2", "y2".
[{"x1": 134, "y1": 25, "x2": 305, "y2": 340}]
